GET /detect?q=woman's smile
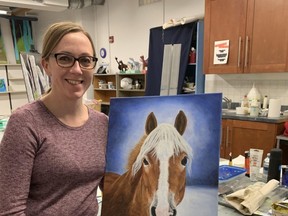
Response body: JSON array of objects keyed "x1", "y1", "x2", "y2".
[{"x1": 66, "y1": 79, "x2": 84, "y2": 85}]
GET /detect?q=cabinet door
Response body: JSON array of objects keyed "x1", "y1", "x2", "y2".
[
  {"x1": 230, "y1": 120, "x2": 284, "y2": 158},
  {"x1": 204, "y1": 0, "x2": 248, "y2": 74},
  {"x1": 221, "y1": 119, "x2": 233, "y2": 158},
  {"x1": 245, "y1": 0, "x2": 288, "y2": 73}
]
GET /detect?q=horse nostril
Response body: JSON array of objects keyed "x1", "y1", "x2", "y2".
[
  {"x1": 173, "y1": 209, "x2": 177, "y2": 216},
  {"x1": 151, "y1": 206, "x2": 156, "y2": 216}
]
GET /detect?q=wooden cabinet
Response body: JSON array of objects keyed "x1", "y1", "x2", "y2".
[
  {"x1": 204, "y1": 0, "x2": 288, "y2": 74},
  {"x1": 93, "y1": 73, "x2": 146, "y2": 105},
  {"x1": 93, "y1": 74, "x2": 117, "y2": 105},
  {"x1": 0, "y1": 64, "x2": 28, "y2": 115},
  {"x1": 221, "y1": 119, "x2": 284, "y2": 159}
]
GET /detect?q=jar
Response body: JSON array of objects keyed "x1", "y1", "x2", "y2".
[{"x1": 250, "y1": 106, "x2": 259, "y2": 117}]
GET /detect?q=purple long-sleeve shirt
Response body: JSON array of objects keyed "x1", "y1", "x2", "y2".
[{"x1": 0, "y1": 100, "x2": 108, "y2": 216}]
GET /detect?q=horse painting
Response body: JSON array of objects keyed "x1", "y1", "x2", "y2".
[{"x1": 102, "y1": 110, "x2": 193, "y2": 216}]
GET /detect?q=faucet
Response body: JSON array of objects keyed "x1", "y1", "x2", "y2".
[{"x1": 223, "y1": 97, "x2": 232, "y2": 109}]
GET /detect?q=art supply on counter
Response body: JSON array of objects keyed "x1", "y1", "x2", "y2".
[
  {"x1": 263, "y1": 153, "x2": 270, "y2": 182},
  {"x1": 281, "y1": 165, "x2": 288, "y2": 187},
  {"x1": 245, "y1": 151, "x2": 250, "y2": 177},
  {"x1": 241, "y1": 95, "x2": 249, "y2": 108},
  {"x1": 268, "y1": 148, "x2": 282, "y2": 182},
  {"x1": 250, "y1": 99, "x2": 259, "y2": 117},
  {"x1": 268, "y1": 99, "x2": 281, "y2": 118},
  {"x1": 236, "y1": 106, "x2": 248, "y2": 115},
  {"x1": 247, "y1": 83, "x2": 262, "y2": 107},
  {"x1": 250, "y1": 148, "x2": 263, "y2": 181},
  {"x1": 218, "y1": 165, "x2": 246, "y2": 183},
  {"x1": 229, "y1": 152, "x2": 233, "y2": 166},
  {"x1": 271, "y1": 199, "x2": 288, "y2": 216}
]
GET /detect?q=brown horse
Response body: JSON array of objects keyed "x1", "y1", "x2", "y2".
[{"x1": 102, "y1": 110, "x2": 192, "y2": 216}]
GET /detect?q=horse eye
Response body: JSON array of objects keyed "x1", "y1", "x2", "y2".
[
  {"x1": 181, "y1": 156, "x2": 188, "y2": 166},
  {"x1": 143, "y1": 158, "x2": 149, "y2": 165}
]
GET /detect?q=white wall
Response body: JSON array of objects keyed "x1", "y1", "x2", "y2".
[
  {"x1": 32, "y1": 0, "x2": 288, "y2": 106},
  {"x1": 93, "y1": 0, "x2": 204, "y2": 73},
  {"x1": 34, "y1": 0, "x2": 204, "y2": 99}
]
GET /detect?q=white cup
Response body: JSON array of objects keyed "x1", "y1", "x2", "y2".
[{"x1": 108, "y1": 82, "x2": 113, "y2": 89}]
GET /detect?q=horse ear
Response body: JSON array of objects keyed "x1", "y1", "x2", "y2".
[
  {"x1": 145, "y1": 112, "x2": 157, "y2": 135},
  {"x1": 174, "y1": 110, "x2": 187, "y2": 135}
]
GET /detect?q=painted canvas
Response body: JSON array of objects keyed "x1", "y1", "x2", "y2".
[
  {"x1": 20, "y1": 52, "x2": 50, "y2": 102},
  {"x1": 10, "y1": 19, "x2": 34, "y2": 64},
  {"x1": 0, "y1": 78, "x2": 6, "y2": 92},
  {"x1": 0, "y1": 24, "x2": 7, "y2": 64},
  {"x1": 101, "y1": 93, "x2": 222, "y2": 216}
]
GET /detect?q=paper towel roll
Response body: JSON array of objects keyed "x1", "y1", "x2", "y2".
[{"x1": 268, "y1": 99, "x2": 281, "y2": 118}]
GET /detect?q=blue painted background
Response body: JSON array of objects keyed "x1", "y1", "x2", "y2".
[{"x1": 105, "y1": 93, "x2": 222, "y2": 186}]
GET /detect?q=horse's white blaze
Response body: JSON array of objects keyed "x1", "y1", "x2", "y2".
[{"x1": 155, "y1": 143, "x2": 171, "y2": 215}]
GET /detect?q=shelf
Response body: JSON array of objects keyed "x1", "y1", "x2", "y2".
[
  {"x1": 118, "y1": 89, "x2": 145, "y2": 92},
  {"x1": 101, "y1": 101, "x2": 110, "y2": 106},
  {"x1": 93, "y1": 73, "x2": 146, "y2": 106},
  {"x1": 94, "y1": 88, "x2": 116, "y2": 91},
  {"x1": 0, "y1": 90, "x2": 27, "y2": 94},
  {"x1": 0, "y1": 64, "x2": 21, "y2": 66},
  {"x1": 8, "y1": 77, "x2": 24, "y2": 81}
]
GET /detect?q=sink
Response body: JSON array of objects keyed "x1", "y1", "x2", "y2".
[{"x1": 222, "y1": 109, "x2": 236, "y2": 114}]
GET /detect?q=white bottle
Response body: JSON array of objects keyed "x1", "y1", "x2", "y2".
[
  {"x1": 263, "y1": 95, "x2": 268, "y2": 109},
  {"x1": 263, "y1": 153, "x2": 270, "y2": 181}
]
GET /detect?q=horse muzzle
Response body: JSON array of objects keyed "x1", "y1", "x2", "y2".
[{"x1": 151, "y1": 206, "x2": 177, "y2": 216}]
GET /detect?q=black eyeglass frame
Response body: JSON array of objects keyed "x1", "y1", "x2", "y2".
[{"x1": 51, "y1": 53, "x2": 98, "y2": 69}]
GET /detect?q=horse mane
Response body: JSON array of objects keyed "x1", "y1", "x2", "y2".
[
  {"x1": 131, "y1": 123, "x2": 192, "y2": 177},
  {"x1": 126, "y1": 135, "x2": 147, "y2": 170}
]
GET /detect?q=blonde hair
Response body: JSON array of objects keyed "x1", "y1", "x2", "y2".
[{"x1": 41, "y1": 21, "x2": 96, "y2": 60}]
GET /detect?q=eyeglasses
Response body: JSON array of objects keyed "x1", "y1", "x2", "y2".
[{"x1": 51, "y1": 53, "x2": 98, "y2": 69}]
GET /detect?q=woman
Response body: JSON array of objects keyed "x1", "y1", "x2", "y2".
[{"x1": 0, "y1": 22, "x2": 108, "y2": 215}]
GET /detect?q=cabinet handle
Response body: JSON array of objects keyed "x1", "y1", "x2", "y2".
[
  {"x1": 226, "y1": 126, "x2": 229, "y2": 148},
  {"x1": 244, "y1": 36, "x2": 249, "y2": 67},
  {"x1": 237, "y1": 37, "x2": 242, "y2": 67}
]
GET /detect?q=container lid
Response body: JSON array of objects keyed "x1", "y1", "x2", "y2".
[
  {"x1": 219, "y1": 165, "x2": 246, "y2": 182},
  {"x1": 270, "y1": 148, "x2": 283, "y2": 159}
]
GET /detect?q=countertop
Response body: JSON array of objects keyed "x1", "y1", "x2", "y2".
[{"x1": 222, "y1": 110, "x2": 288, "y2": 123}]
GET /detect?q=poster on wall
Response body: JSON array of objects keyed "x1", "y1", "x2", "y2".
[
  {"x1": 20, "y1": 52, "x2": 50, "y2": 102},
  {"x1": 101, "y1": 93, "x2": 222, "y2": 216},
  {"x1": 213, "y1": 40, "x2": 229, "y2": 65}
]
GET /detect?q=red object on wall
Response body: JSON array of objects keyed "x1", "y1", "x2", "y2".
[{"x1": 109, "y1": 36, "x2": 114, "y2": 43}]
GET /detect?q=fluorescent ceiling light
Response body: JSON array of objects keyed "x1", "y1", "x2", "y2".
[
  {"x1": 0, "y1": 0, "x2": 68, "y2": 12},
  {"x1": 0, "y1": 10, "x2": 8, "y2": 14}
]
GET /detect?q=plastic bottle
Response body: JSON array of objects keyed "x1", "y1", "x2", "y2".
[
  {"x1": 229, "y1": 152, "x2": 233, "y2": 166},
  {"x1": 245, "y1": 151, "x2": 250, "y2": 177},
  {"x1": 241, "y1": 95, "x2": 249, "y2": 108},
  {"x1": 250, "y1": 99, "x2": 259, "y2": 117},
  {"x1": 263, "y1": 153, "x2": 270, "y2": 181},
  {"x1": 267, "y1": 148, "x2": 282, "y2": 182}
]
